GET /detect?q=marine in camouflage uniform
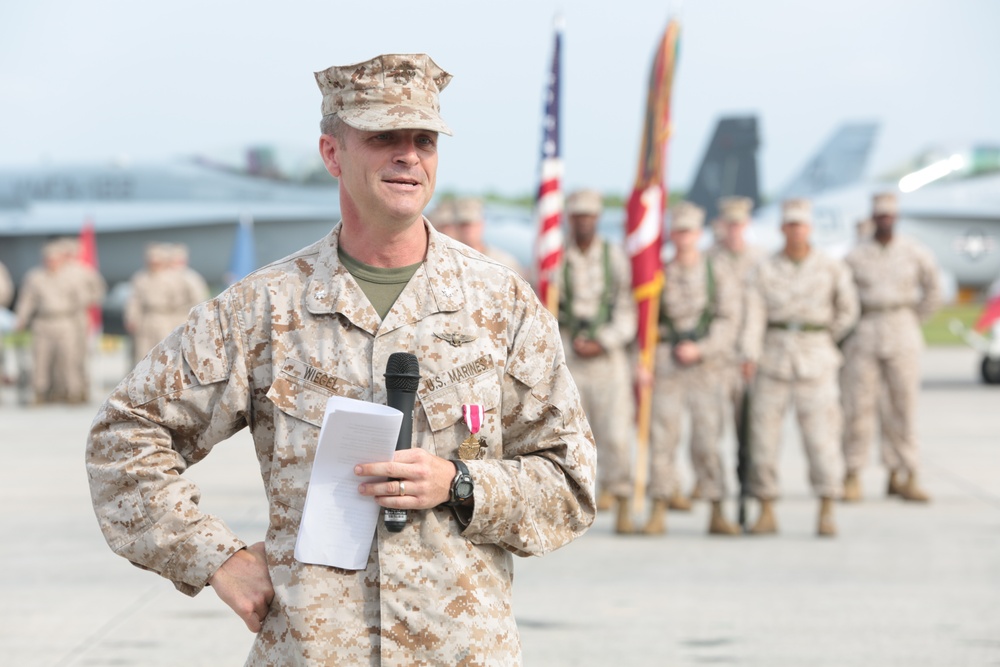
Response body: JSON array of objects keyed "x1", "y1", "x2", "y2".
[
  {"x1": 86, "y1": 53, "x2": 595, "y2": 666},
  {"x1": 642, "y1": 202, "x2": 741, "y2": 536},
  {"x1": 0, "y1": 260, "x2": 12, "y2": 400},
  {"x1": 126, "y1": 243, "x2": 209, "y2": 366},
  {"x1": 0, "y1": 260, "x2": 12, "y2": 309},
  {"x1": 841, "y1": 192, "x2": 940, "y2": 502},
  {"x1": 447, "y1": 196, "x2": 528, "y2": 279},
  {"x1": 741, "y1": 199, "x2": 859, "y2": 537},
  {"x1": 58, "y1": 237, "x2": 106, "y2": 403},
  {"x1": 168, "y1": 243, "x2": 211, "y2": 312},
  {"x1": 14, "y1": 241, "x2": 92, "y2": 403},
  {"x1": 705, "y1": 196, "x2": 765, "y2": 501},
  {"x1": 558, "y1": 189, "x2": 636, "y2": 533}
]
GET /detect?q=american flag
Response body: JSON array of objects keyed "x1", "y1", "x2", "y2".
[{"x1": 533, "y1": 22, "x2": 564, "y2": 314}]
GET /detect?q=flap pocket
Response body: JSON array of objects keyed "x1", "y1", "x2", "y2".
[
  {"x1": 420, "y1": 368, "x2": 501, "y2": 433},
  {"x1": 180, "y1": 304, "x2": 230, "y2": 385},
  {"x1": 265, "y1": 373, "x2": 365, "y2": 429}
]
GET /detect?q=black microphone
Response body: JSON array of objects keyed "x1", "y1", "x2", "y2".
[{"x1": 384, "y1": 352, "x2": 420, "y2": 532}]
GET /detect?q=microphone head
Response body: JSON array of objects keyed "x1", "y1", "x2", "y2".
[{"x1": 385, "y1": 352, "x2": 420, "y2": 393}]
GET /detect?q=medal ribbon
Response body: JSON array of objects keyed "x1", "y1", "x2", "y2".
[{"x1": 462, "y1": 404, "x2": 484, "y2": 435}]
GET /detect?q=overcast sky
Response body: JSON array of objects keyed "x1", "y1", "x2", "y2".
[{"x1": 1, "y1": 0, "x2": 996, "y2": 198}]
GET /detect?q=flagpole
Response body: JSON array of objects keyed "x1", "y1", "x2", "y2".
[{"x1": 626, "y1": 19, "x2": 681, "y2": 518}]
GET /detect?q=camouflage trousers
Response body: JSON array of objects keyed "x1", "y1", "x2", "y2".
[
  {"x1": 840, "y1": 351, "x2": 922, "y2": 476},
  {"x1": 648, "y1": 361, "x2": 727, "y2": 501},
  {"x1": 748, "y1": 372, "x2": 843, "y2": 499},
  {"x1": 566, "y1": 346, "x2": 634, "y2": 498},
  {"x1": 30, "y1": 317, "x2": 84, "y2": 403}
]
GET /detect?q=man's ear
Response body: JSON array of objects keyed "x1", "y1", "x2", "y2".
[{"x1": 319, "y1": 134, "x2": 342, "y2": 178}]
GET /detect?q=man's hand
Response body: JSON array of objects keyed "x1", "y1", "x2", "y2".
[
  {"x1": 208, "y1": 542, "x2": 274, "y2": 633},
  {"x1": 672, "y1": 341, "x2": 702, "y2": 366},
  {"x1": 356, "y1": 448, "x2": 456, "y2": 509},
  {"x1": 572, "y1": 337, "x2": 604, "y2": 359}
]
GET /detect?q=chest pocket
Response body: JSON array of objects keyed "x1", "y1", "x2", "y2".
[
  {"x1": 264, "y1": 365, "x2": 367, "y2": 512},
  {"x1": 419, "y1": 367, "x2": 502, "y2": 461},
  {"x1": 266, "y1": 369, "x2": 367, "y2": 427}
]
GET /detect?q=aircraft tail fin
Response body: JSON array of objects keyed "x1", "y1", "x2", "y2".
[
  {"x1": 780, "y1": 121, "x2": 879, "y2": 199},
  {"x1": 686, "y1": 115, "x2": 760, "y2": 222}
]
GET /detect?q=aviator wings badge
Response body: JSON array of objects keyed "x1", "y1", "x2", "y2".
[{"x1": 435, "y1": 331, "x2": 477, "y2": 347}]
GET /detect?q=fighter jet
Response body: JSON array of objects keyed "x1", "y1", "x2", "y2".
[
  {"x1": 749, "y1": 130, "x2": 1000, "y2": 294},
  {"x1": 0, "y1": 149, "x2": 340, "y2": 289}
]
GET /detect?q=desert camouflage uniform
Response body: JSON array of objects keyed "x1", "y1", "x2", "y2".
[
  {"x1": 706, "y1": 243, "x2": 766, "y2": 438},
  {"x1": 14, "y1": 263, "x2": 91, "y2": 402},
  {"x1": 648, "y1": 257, "x2": 737, "y2": 501},
  {"x1": 0, "y1": 261, "x2": 12, "y2": 400},
  {"x1": 559, "y1": 239, "x2": 636, "y2": 498},
  {"x1": 62, "y1": 252, "x2": 106, "y2": 402},
  {"x1": 126, "y1": 263, "x2": 209, "y2": 365},
  {"x1": 87, "y1": 222, "x2": 596, "y2": 666},
  {"x1": 742, "y1": 250, "x2": 858, "y2": 499},
  {"x1": 841, "y1": 236, "x2": 940, "y2": 477},
  {"x1": 0, "y1": 260, "x2": 12, "y2": 308}
]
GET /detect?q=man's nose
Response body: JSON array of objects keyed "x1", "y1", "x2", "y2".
[{"x1": 393, "y1": 139, "x2": 420, "y2": 165}]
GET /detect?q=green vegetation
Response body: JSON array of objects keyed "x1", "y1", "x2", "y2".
[
  {"x1": 922, "y1": 303, "x2": 982, "y2": 346},
  {"x1": 435, "y1": 190, "x2": 688, "y2": 211}
]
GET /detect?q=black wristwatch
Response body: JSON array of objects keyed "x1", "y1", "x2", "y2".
[{"x1": 445, "y1": 459, "x2": 474, "y2": 507}]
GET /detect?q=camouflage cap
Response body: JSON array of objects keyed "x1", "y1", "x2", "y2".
[
  {"x1": 566, "y1": 189, "x2": 603, "y2": 216},
  {"x1": 41, "y1": 240, "x2": 63, "y2": 260},
  {"x1": 53, "y1": 237, "x2": 80, "y2": 257},
  {"x1": 427, "y1": 199, "x2": 456, "y2": 228},
  {"x1": 452, "y1": 197, "x2": 484, "y2": 224},
  {"x1": 717, "y1": 195, "x2": 753, "y2": 223},
  {"x1": 315, "y1": 54, "x2": 453, "y2": 135},
  {"x1": 781, "y1": 198, "x2": 812, "y2": 224},
  {"x1": 144, "y1": 243, "x2": 167, "y2": 264},
  {"x1": 872, "y1": 191, "x2": 898, "y2": 216},
  {"x1": 670, "y1": 201, "x2": 705, "y2": 231}
]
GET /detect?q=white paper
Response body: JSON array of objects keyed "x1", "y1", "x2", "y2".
[{"x1": 294, "y1": 395, "x2": 403, "y2": 570}]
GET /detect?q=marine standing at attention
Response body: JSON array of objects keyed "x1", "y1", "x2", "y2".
[
  {"x1": 558, "y1": 188, "x2": 637, "y2": 533},
  {"x1": 841, "y1": 192, "x2": 940, "y2": 502},
  {"x1": 741, "y1": 199, "x2": 859, "y2": 536}
]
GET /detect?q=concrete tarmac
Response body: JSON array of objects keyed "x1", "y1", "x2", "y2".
[{"x1": 1, "y1": 346, "x2": 997, "y2": 666}]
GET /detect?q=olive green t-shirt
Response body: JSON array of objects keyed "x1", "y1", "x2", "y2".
[{"x1": 338, "y1": 248, "x2": 422, "y2": 320}]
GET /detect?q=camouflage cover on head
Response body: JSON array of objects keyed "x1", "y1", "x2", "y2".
[
  {"x1": 717, "y1": 195, "x2": 753, "y2": 223},
  {"x1": 145, "y1": 243, "x2": 168, "y2": 265},
  {"x1": 452, "y1": 196, "x2": 484, "y2": 224},
  {"x1": 872, "y1": 191, "x2": 898, "y2": 216},
  {"x1": 670, "y1": 201, "x2": 705, "y2": 231},
  {"x1": 781, "y1": 198, "x2": 812, "y2": 224},
  {"x1": 42, "y1": 240, "x2": 64, "y2": 260},
  {"x1": 566, "y1": 189, "x2": 603, "y2": 216},
  {"x1": 315, "y1": 53, "x2": 453, "y2": 135},
  {"x1": 426, "y1": 199, "x2": 456, "y2": 228}
]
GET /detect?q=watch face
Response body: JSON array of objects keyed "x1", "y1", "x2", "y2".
[{"x1": 456, "y1": 478, "x2": 474, "y2": 499}]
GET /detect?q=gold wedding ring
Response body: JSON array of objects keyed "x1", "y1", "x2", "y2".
[{"x1": 398, "y1": 481, "x2": 406, "y2": 496}]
